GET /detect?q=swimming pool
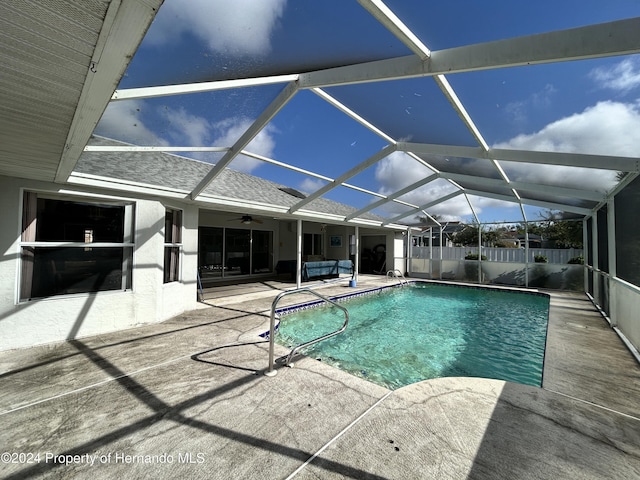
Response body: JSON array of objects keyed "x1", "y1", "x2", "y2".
[{"x1": 275, "y1": 282, "x2": 550, "y2": 389}]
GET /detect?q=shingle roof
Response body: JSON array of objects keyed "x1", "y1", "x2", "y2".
[{"x1": 75, "y1": 136, "x2": 387, "y2": 223}]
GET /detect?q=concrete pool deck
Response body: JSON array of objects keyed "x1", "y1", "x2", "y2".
[{"x1": 0, "y1": 276, "x2": 639, "y2": 479}]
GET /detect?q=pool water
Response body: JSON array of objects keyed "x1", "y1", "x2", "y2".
[{"x1": 275, "y1": 283, "x2": 550, "y2": 389}]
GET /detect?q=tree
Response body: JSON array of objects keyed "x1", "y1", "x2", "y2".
[
  {"x1": 451, "y1": 224, "x2": 501, "y2": 247},
  {"x1": 517, "y1": 211, "x2": 583, "y2": 248},
  {"x1": 413, "y1": 214, "x2": 442, "y2": 225},
  {"x1": 452, "y1": 224, "x2": 479, "y2": 246}
]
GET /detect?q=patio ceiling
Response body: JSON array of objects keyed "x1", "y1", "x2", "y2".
[
  {"x1": 3, "y1": 1, "x2": 640, "y2": 227},
  {"x1": 0, "y1": 0, "x2": 162, "y2": 182}
]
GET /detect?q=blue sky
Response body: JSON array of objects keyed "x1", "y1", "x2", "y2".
[{"x1": 95, "y1": 0, "x2": 640, "y2": 224}]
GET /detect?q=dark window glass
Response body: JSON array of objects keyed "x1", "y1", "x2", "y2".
[
  {"x1": 163, "y1": 209, "x2": 182, "y2": 283},
  {"x1": 615, "y1": 176, "x2": 640, "y2": 287},
  {"x1": 36, "y1": 198, "x2": 124, "y2": 242},
  {"x1": 199, "y1": 227, "x2": 224, "y2": 281},
  {"x1": 20, "y1": 194, "x2": 132, "y2": 301},
  {"x1": 303, "y1": 233, "x2": 322, "y2": 257},
  {"x1": 597, "y1": 205, "x2": 608, "y2": 273},
  {"x1": 225, "y1": 228, "x2": 250, "y2": 276},
  {"x1": 252, "y1": 230, "x2": 273, "y2": 274},
  {"x1": 26, "y1": 247, "x2": 130, "y2": 298}
]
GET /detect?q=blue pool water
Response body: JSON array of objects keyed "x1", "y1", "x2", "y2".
[{"x1": 275, "y1": 283, "x2": 549, "y2": 389}]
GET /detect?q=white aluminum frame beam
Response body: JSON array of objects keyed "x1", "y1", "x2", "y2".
[
  {"x1": 190, "y1": 81, "x2": 299, "y2": 199},
  {"x1": 85, "y1": 145, "x2": 230, "y2": 153},
  {"x1": 384, "y1": 190, "x2": 464, "y2": 225},
  {"x1": 111, "y1": 74, "x2": 299, "y2": 101},
  {"x1": 464, "y1": 189, "x2": 592, "y2": 216},
  {"x1": 345, "y1": 173, "x2": 439, "y2": 220},
  {"x1": 433, "y1": 75, "x2": 490, "y2": 151},
  {"x1": 465, "y1": 194, "x2": 480, "y2": 224},
  {"x1": 440, "y1": 172, "x2": 607, "y2": 202},
  {"x1": 312, "y1": 88, "x2": 396, "y2": 143},
  {"x1": 351, "y1": 0, "x2": 523, "y2": 212},
  {"x1": 398, "y1": 142, "x2": 640, "y2": 172},
  {"x1": 299, "y1": 17, "x2": 640, "y2": 88},
  {"x1": 241, "y1": 150, "x2": 388, "y2": 200},
  {"x1": 357, "y1": 0, "x2": 431, "y2": 59},
  {"x1": 288, "y1": 144, "x2": 397, "y2": 213}
]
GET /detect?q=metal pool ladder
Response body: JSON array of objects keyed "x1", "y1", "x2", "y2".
[
  {"x1": 387, "y1": 269, "x2": 408, "y2": 286},
  {"x1": 265, "y1": 288, "x2": 349, "y2": 376}
]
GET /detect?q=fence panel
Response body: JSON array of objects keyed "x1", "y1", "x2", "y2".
[{"x1": 412, "y1": 246, "x2": 582, "y2": 264}]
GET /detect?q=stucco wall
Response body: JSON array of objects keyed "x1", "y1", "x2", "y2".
[{"x1": 0, "y1": 176, "x2": 199, "y2": 351}]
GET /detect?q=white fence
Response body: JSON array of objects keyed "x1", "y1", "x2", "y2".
[{"x1": 412, "y1": 246, "x2": 583, "y2": 264}]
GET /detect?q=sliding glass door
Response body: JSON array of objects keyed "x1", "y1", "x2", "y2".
[{"x1": 198, "y1": 227, "x2": 273, "y2": 282}]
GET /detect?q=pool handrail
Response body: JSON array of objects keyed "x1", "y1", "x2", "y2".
[
  {"x1": 265, "y1": 287, "x2": 349, "y2": 376},
  {"x1": 387, "y1": 269, "x2": 408, "y2": 286}
]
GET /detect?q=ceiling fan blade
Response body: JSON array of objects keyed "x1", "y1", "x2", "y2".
[{"x1": 225, "y1": 215, "x2": 262, "y2": 224}]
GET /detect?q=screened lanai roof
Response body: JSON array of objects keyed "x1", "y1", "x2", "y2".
[{"x1": 3, "y1": 0, "x2": 640, "y2": 228}]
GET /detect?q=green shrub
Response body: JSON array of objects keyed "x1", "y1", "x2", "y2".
[
  {"x1": 567, "y1": 255, "x2": 584, "y2": 265},
  {"x1": 534, "y1": 254, "x2": 548, "y2": 263},
  {"x1": 465, "y1": 252, "x2": 487, "y2": 260}
]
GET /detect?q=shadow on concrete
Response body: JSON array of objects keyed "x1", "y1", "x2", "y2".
[
  {"x1": 465, "y1": 382, "x2": 640, "y2": 480},
  {"x1": 6, "y1": 337, "x2": 389, "y2": 480},
  {"x1": 0, "y1": 305, "x2": 262, "y2": 380},
  {"x1": 191, "y1": 342, "x2": 266, "y2": 374}
]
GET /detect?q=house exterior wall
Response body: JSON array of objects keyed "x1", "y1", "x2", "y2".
[
  {"x1": 0, "y1": 176, "x2": 199, "y2": 351},
  {"x1": 326, "y1": 225, "x2": 348, "y2": 260},
  {"x1": 277, "y1": 221, "x2": 298, "y2": 261}
]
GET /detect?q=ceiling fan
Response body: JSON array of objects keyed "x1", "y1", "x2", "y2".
[{"x1": 229, "y1": 215, "x2": 263, "y2": 225}]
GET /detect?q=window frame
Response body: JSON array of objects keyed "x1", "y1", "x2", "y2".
[
  {"x1": 163, "y1": 207, "x2": 183, "y2": 284},
  {"x1": 19, "y1": 190, "x2": 135, "y2": 302}
]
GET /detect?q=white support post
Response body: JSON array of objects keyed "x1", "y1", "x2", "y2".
[
  {"x1": 478, "y1": 226, "x2": 482, "y2": 284},
  {"x1": 607, "y1": 198, "x2": 617, "y2": 326},
  {"x1": 429, "y1": 226, "x2": 433, "y2": 279},
  {"x1": 583, "y1": 218, "x2": 589, "y2": 294},
  {"x1": 406, "y1": 227, "x2": 411, "y2": 276},
  {"x1": 354, "y1": 226, "x2": 359, "y2": 283},
  {"x1": 525, "y1": 223, "x2": 529, "y2": 288},
  {"x1": 296, "y1": 219, "x2": 303, "y2": 289},
  {"x1": 592, "y1": 214, "x2": 600, "y2": 306},
  {"x1": 439, "y1": 225, "x2": 443, "y2": 280}
]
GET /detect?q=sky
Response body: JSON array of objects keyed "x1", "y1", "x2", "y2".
[{"x1": 95, "y1": 0, "x2": 640, "y2": 225}]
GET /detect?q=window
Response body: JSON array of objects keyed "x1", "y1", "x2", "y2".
[
  {"x1": 303, "y1": 233, "x2": 322, "y2": 257},
  {"x1": 164, "y1": 208, "x2": 182, "y2": 283},
  {"x1": 20, "y1": 192, "x2": 134, "y2": 301}
]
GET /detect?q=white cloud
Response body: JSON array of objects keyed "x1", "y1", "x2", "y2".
[
  {"x1": 146, "y1": 0, "x2": 287, "y2": 56},
  {"x1": 213, "y1": 118, "x2": 278, "y2": 172},
  {"x1": 159, "y1": 106, "x2": 211, "y2": 146},
  {"x1": 374, "y1": 153, "x2": 473, "y2": 221},
  {"x1": 299, "y1": 178, "x2": 325, "y2": 194},
  {"x1": 493, "y1": 100, "x2": 640, "y2": 191},
  {"x1": 590, "y1": 56, "x2": 640, "y2": 93},
  {"x1": 95, "y1": 101, "x2": 169, "y2": 146},
  {"x1": 374, "y1": 151, "x2": 434, "y2": 194},
  {"x1": 506, "y1": 103, "x2": 640, "y2": 154}
]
